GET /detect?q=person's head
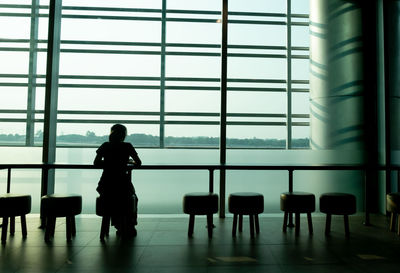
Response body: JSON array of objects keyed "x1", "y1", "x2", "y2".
[{"x1": 109, "y1": 124, "x2": 127, "y2": 142}]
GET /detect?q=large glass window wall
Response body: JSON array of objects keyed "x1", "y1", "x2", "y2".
[
  {"x1": 0, "y1": 0, "x2": 316, "y2": 214},
  {"x1": 0, "y1": 0, "x2": 309, "y2": 149}
]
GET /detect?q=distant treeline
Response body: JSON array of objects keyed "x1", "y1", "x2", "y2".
[{"x1": 0, "y1": 132, "x2": 309, "y2": 148}]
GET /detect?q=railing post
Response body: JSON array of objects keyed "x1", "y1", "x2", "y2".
[
  {"x1": 398, "y1": 168, "x2": 400, "y2": 191},
  {"x1": 288, "y1": 168, "x2": 294, "y2": 227},
  {"x1": 209, "y1": 168, "x2": 214, "y2": 193},
  {"x1": 364, "y1": 169, "x2": 371, "y2": 226},
  {"x1": 7, "y1": 168, "x2": 11, "y2": 193}
]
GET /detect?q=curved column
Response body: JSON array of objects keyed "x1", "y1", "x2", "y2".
[
  {"x1": 310, "y1": 0, "x2": 365, "y2": 152},
  {"x1": 308, "y1": 0, "x2": 372, "y2": 214}
]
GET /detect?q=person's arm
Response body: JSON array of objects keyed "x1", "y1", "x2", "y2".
[
  {"x1": 131, "y1": 153, "x2": 142, "y2": 167},
  {"x1": 93, "y1": 153, "x2": 104, "y2": 167},
  {"x1": 128, "y1": 144, "x2": 142, "y2": 167},
  {"x1": 94, "y1": 144, "x2": 105, "y2": 167}
]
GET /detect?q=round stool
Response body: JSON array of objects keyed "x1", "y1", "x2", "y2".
[
  {"x1": 320, "y1": 193, "x2": 356, "y2": 237},
  {"x1": 183, "y1": 192, "x2": 218, "y2": 238},
  {"x1": 228, "y1": 192, "x2": 264, "y2": 238},
  {"x1": 280, "y1": 192, "x2": 315, "y2": 235},
  {"x1": 387, "y1": 192, "x2": 400, "y2": 235},
  {"x1": 96, "y1": 195, "x2": 137, "y2": 241},
  {"x1": 0, "y1": 194, "x2": 31, "y2": 244},
  {"x1": 41, "y1": 194, "x2": 82, "y2": 242}
]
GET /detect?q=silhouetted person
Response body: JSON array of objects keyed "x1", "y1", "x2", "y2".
[{"x1": 94, "y1": 124, "x2": 142, "y2": 236}]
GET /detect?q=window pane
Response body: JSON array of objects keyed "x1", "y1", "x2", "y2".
[
  {"x1": 0, "y1": 17, "x2": 30, "y2": 38},
  {"x1": 58, "y1": 88, "x2": 160, "y2": 111},
  {"x1": 292, "y1": 92, "x2": 309, "y2": 114},
  {"x1": 0, "y1": 122, "x2": 26, "y2": 137},
  {"x1": 56, "y1": 123, "x2": 159, "y2": 146},
  {"x1": 166, "y1": 56, "x2": 220, "y2": 77},
  {"x1": 292, "y1": 126, "x2": 310, "y2": 148},
  {"x1": 165, "y1": 125, "x2": 219, "y2": 138},
  {"x1": 0, "y1": 87, "x2": 27, "y2": 108},
  {"x1": 0, "y1": 52, "x2": 29, "y2": 74},
  {"x1": 166, "y1": 90, "x2": 220, "y2": 112},
  {"x1": 292, "y1": 58, "x2": 309, "y2": 80},
  {"x1": 228, "y1": 92, "x2": 286, "y2": 114},
  {"x1": 64, "y1": 0, "x2": 161, "y2": 9},
  {"x1": 292, "y1": 26, "x2": 310, "y2": 47},
  {"x1": 59, "y1": 53, "x2": 161, "y2": 76},
  {"x1": 229, "y1": 24, "x2": 286, "y2": 46},
  {"x1": 227, "y1": 125, "x2": 286, "y2": 145},
  {"x1": 229, "y1": 0, "x2": 285, "y2": 13},
  {"x1": 292, "y1": 0, "x2": 309, "y2": 14},
  {"x1": 61, "y1": 19, "x2": 161, "y2": 42},
  {"x1": 167, "y1": 22, "x2": 221, "y2": 44}
]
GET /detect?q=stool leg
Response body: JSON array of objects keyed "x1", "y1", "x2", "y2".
[
  {"x1": 239, "y1": 214, "x2": 243, "y2": 232},
  {"x1": 45, "y1": 217, "x2": 56, "y2": 242},
  {"x1": 10, "y1": 217, "x2": 15, "y2": 236},
  {"x1": 66, "y1": 217, "x2": 72, "y2": 241},
  {"x1": 188, "y1": 214, "x2": 195, "y2": 237},
  {"x1": 283, "y1": 212, "x2": 288, "y2": 232},
  {"x1": 390, "y1": 212, "x2": 395, "y2": 232},
  {"x1": 71, "y1": 216, "x2": 76, "y2": 237},
  {"x1": 295, "y1": 213, "x2": 300, "y2": 236},
  {"x1": 307, "y1": 212, "x2": 313, "y2": 235},
  {"x1": 344, "y1": 215, "x2": 350, "y2": 237},
  {"x1": 51, "y1": 217, "x2": 56, "y2": 237},
  {"x1": 288, "y1": 212, "x2": 294, "y2": 227},
  {"x1": 44, "y1": 217, "x2": 51, "y2": 242},
  {"x1": 397, "y1": 214, "x2": 400, "y2": 236},
  {"x1": 207, "y1": 214, "x2": 213, "y2": 238},
  {"x1": 325, "y1": 214, "x2": 331, "y2": 236},
  {"x1": 1, "y1": 217, "x2": 8, "y2": 244},
  {"x1": 232, "y1": 214, "x2": 238, "y2": 237},
  {"x1": 21, "y1": 215, "x2": 27, "y2": 238},
  {"x1": 249, "y1": 215, "x2": 255, "y2": 238},
  {"x1": 255, "y1": 214, "x2": 260, "y2": 234}
]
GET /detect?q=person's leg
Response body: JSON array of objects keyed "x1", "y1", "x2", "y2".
[
  {"x1": 125, "y1": 194, "x2": 138, "y2": 236},
  {"x1": 133, "y1": 193, "x2": 138, "y2": 226}
]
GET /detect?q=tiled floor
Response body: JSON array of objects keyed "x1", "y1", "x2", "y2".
[{"x1": 1, "y1": 214, "x2": 400, "y2": 273}]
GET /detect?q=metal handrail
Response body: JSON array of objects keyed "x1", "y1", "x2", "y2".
[{"x1": 1, "y1": 163, "x2": 399, "y2": 226}]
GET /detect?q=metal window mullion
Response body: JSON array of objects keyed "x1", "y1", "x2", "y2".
[
  {"x1": 286, "y1": 0, "x2": 292, "y2": 149},
  {"x1": 41, "y1": 0, "x2": 62, "y2": 198},
  {"x1": 26, "y1": 0, "x2": 39, "y2": 146},
  {"x1": 159, "y1": 0, "x2": 166, "y2": 148},
  {"x1": 219, "y1": 0, "x2": 228, "y2": 218}
]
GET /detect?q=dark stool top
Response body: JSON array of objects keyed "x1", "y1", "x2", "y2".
[
  {"x1": 0, "y1": 194, "x2": 31, "y2": 216},
  {"x1": 228, "y1": 192, "x2": 264, "y2": 215},
  {"x1": 183, "y1": 192, "x2": 218, "y2": 215},
  {"x1": 41, "y1": 194, "x2": 82, "y2": 217},
  {"x1": 320, "y1": 193, "x2": 356, "y2": 215},
  {"x1": 96, "y1": 195, "x2": 136, "y2": 216},
  {"x1": 387, "y1": 192, "x2": 400, "y2": 213},
  {"x1": 280, "y1": 191, "x2": 315, "y2": 213}
]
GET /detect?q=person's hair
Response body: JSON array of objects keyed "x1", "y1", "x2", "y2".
[{"x1": 109, "y1": 124, "x2": 127, "y2": 142}]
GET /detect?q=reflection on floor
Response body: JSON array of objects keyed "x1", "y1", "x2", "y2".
[{"x1": 0, "y1": 214, "x2": 399, "y2": 273}]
